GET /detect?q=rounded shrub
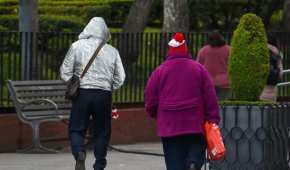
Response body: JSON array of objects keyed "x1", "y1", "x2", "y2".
[{"x1": 229, "y1": 13, "x2": 269, "y2": 101}]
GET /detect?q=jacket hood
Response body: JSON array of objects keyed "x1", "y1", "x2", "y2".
[{"x1": 78, "y1": 17, "x2": 111, "y2": 42}]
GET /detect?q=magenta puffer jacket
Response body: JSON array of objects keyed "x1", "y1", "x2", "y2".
[{"x1": 145, "y1": 53, "x2": 220, "y2": 137}]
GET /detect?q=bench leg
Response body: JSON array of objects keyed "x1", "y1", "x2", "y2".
[{"x1": 17, "y1": 121, "x2": 59, "y2": 153}]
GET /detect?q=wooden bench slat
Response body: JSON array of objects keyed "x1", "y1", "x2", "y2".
[
  {"x1": 17, "y1": 91, "x2": 66, "y2": 98},
  {"x1": 15, "y1": 85, "x2": 67, "y2": 91},
  {"x1": 21, "y1": 104, "x2": 72, "y2": 112},
  {"x1": 20, "y1": 98, "x2": 70, "y2": 105},
  {"x1": 23, "y1": 111, "x2": 70, "y2": 118},
  {"x1": 12, "y1": 80, "x2": 65, "y2": 86}
]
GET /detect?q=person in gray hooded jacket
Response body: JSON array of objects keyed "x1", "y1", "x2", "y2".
[{"x1": 60, "y1": 17, "x2": 125, "y2": 170}]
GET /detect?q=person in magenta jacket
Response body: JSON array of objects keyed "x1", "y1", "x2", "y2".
[
  {"x1": 145, "y1": 33, "x2": 220, "y2": 170},
  {"x1": 197, "y1": 30, "x2": 231, "y2": 100}
]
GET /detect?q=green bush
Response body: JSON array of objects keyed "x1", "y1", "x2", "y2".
[
  {"x1": 270, "y1": 10, "x2": 283, "y2": 27},
  {"x1": 82, "y1": 6, "x2": 111, "y2": 21},
  {"x1": 0, "y1": 0, "x2": 133, "y2": 31},
  {"x1": 104, "y1": 1, "x2": 133, "y2": 27},
  {"x1": 0, "y1": 6, "x2": 18, "y2": 15},
  {"x1": 0, "y1": 15, "x2": 18, "y2": 30},
  {"x1": 0, "y1": 0, "x2": 18, "y2": 6},
  {"x1": 38, "y1": 0, "x2": 132, "y2": 7},
  {"x1": 40, "y1": 15, "x2": 84, "y2": 32},
  {"x1": 229, "y1": 13, "x2": 269, "y2": 101},
  {"x1": 39, "y1": 1, "x2": 102, "y2": 7},
  {"x1": 39, "y1": 6, "x2": 81, "y2": 15},
  {"x1": 39, "y1": 5, "x2": 110, "y2": 18},
  {"x1": 0, "y1": 25, "x2": 8, "y2": 31}
]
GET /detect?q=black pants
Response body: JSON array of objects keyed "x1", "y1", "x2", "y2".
[
  {"x1": 69, "y1": 89, "x2": 112, "y2": 170},
  {"x1": 162, "y1": 134, "x2": 206, "y2": 170}
]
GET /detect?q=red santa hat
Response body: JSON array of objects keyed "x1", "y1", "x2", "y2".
[{"x1": 167, "y1": 32, "x2": 188, "y2": 56}]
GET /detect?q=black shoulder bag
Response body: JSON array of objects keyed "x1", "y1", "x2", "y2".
[
  {"x1": 65, "y1": 41, "x2": 105, "y2": 100},
  {"x1": 267, "y1": 49, "x2": 282, "y2": 86}
]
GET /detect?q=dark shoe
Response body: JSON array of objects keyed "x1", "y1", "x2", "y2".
[
  {"x1": 75, "y1": 152, "x2": 86, "y2": 170},
  {"x1": 188, "y1": 163, "x2": 197, "y2": 170}
]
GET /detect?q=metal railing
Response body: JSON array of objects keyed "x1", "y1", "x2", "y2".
[
  {"x1": 1, "y1": 31, "x2": 290, "y2": 110},
  {"x1": 278, "y1": 69, "x2": 290, "y2": 87}
]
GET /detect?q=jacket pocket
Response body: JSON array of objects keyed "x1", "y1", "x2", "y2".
[{"x1": 160, "y1": 98, "x2": 200, "y2": 111}]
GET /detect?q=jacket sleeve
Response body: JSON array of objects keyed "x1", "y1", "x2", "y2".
[
  {"x1": 112, "y1": 52, "x2": 126, "y2": 90},
  {"x1": 144, "y1": 70, "x2": 159, "y2": 118},
  {"x1": 60, "y1": 45, "x2": 75, "y2": 82},
  {"x1": 201, "y1": 66, "x2": 220, "y2": 124}
]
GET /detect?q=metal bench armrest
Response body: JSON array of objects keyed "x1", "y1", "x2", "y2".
[{"x1": 19, "y1": 99, "x2": 63, "y2": 120}]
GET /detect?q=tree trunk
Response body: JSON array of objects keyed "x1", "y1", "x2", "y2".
[
  {"x1": 121, "y1": 0, "x2": 155, "y2": 67},
  {"x1": 163, "y1": 0, "x2": 189, "y2": 32},
  {"x1": 19, "y1": 0, "x2": 38, "y2": 32},
  {"x1": 19, "y1": 0, "x2": 39, "y2": 80},
  {"x1": 123, "y1": 0, "x2": 155, "y2": 32},
  {"x1": 283, "y1": 0, "x2": 290, "y2": 31}
]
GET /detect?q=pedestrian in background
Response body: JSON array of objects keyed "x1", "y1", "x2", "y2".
[
  {"x1": 145, "y1": 33, "x2": 220, "y2": 170},
  {"x1": 197, "y1": 30, "x2": 231, "y2": 100},
  {"x1": 60, "y1": 17, "x2": 125, "y2": 170},
  {"x1": 260, "y1": 33, "x2": 283, "y2": 102}
]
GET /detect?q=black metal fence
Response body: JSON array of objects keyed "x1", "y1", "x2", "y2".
[
  {"x1": 1, "y1": 31, "x2": 290, "y2": 109},
  {"x1": 211, "y1": 104, "x2": 290, "y2": 170}
]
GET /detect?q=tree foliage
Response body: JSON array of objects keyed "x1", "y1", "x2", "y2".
[
  {"x1": 229, "y1": 13, "x2": 269, "y2": 101},
  {"x1": 0, "y1": 0, "x2": 285, "y2": 31},
  {"x1": 188, "y1": 0, "x2": 284, "y2": 31},
  {"x1": 283, "y1": 0, "x2": 290, "y2": 31}
]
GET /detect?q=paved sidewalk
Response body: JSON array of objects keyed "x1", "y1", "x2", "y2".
[{"x1": 0, "y1": 143, "x2": 166, "y2": 170}]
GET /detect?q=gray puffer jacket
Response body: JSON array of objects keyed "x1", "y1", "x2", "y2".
[{"x1": 60, "y1": 17, "x2": 125, "y2": 91}]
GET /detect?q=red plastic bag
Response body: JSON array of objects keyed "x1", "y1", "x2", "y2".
[
  {"x1": 111, "y1": 106, "x2": 119, "y2": 119},
  {"x1": 203, "y1": 121, "x2": 226, "y2": 161}
]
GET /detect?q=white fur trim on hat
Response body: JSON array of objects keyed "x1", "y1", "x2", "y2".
[{"x1": 168, "y1": 39, "x2": 185, "y2": 47}]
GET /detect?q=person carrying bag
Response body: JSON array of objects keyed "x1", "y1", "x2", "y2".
[
  {"x1": 145, "y1": 33, "x2": 220, "y2": 170},
  {"x1": 60, "y1": 17, "x2": 125, "y2": 170}
]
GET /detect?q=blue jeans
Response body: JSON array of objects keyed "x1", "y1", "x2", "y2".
[
  {"x1": 69, "y1": 89, "x2": 112, "y2": 170},
  {"x1": 162, "y1": 134, "x2": 206, "y2": 170}
]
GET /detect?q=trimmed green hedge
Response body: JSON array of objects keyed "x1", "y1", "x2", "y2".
[
  {"x1": 0, "y1": 0, "x2": 133, "y2": 31},
  {"x1": 0, "y1": 0, "x2": 132, "y2": 6},
  {"x1": 39, "y1": 0, "x2": 131, "y2": 6},
  {"x1": 0, "y1": 15, "x2": 18, "y2": 30},
  {"x1": 38, "y1": 5, "x2": 111, "y2": 21},
  {"x1": 40, "y1": 15, "x2": 84, "y2": 32},
  {"x1": 107, "y1": 1, "x2": 132, "y2": 27},
  {"x1": 0, "y1": 0, "x2": 18, "y2": 6},
  {"x1": 0, "y1": 25, "x2": 8, "y2": 31},
  {"x1": 229, "y1": 13, "x2": 269, "y2": 101},
  {"x1": 0, "y1": 6, "x2": 17, "y2": 15},
  {"x1": 81, "y1": 6, "x2": 112, "y2": 21},
  {"x1": 39, "y1": 1, "x2": 106, "y2": 7}
]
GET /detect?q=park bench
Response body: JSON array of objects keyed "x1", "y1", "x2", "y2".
[{"x1": 7, "y1": 80, "x2": 71, "y2": 153}]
